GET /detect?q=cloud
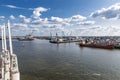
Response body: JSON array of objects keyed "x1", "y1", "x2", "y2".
[
  {"x1": 50, "y1": 15, "x2": 87, "y2": 27},
  {"x1": 19, "y1": 15, "x2": 25, "y2": 19},
  {"x1": 2, "y1": 5, "x2": 96, "y2": 36},
  {"x1": 13, "y1": 23, "x2": 28, "y2": 27},
  {"x1": 75, "y1": 25, "x2": 120, "y2": 36},
  {"x1": 51, "y1": 16, "x2": 64, "y2": 22},
  {"x1": 13, "y1": 14, "x2": 94, "y2": 36},
  {"x1": 50, "y1": 15, "x2": 86, "y2": 23},
  {"x1": 23, "y1": 18, "x2": 31, "y2": 23},
  {"x1": 19, "y1": 15, "x2": 31, "y2": 23},
  {"x1": 9, "y1": 15, "x2": 15, "y2": 20},
  {"x1": 1, "y1": 5, "x2": 34, "y2": 10},
  {"x1": 29, "y1": 14, "x2": 94, "y2": 34},
  {"x1": 2, "y1": 5, "x2": 25, "y2": 9},
  {"x1": 77, "y1": 21, "x2": 95, "y2": 25},
  {"x1": 0, "y1": 16, "x2": 5, "y2": 19},
  {"x1": 71, "y1": 15, "x2": 86, "y2": 21},
  {"x1": 32, "y1": 7, "x2": 48, "y2": 19},
  {"x1": 90, "y1": 3, "x2": 120, "y2": 19},
  {"x1": 12, "y1": 23, "x2": 29, "y2": 30},
  {"x1": 31, "y1": 18, "x2": 48, "y2": 24},
  {"x1": 28, "y1": 8, "x2": 34, "y2": 10},
  {"x1": 5, "y1": 5, "x2": 18, "y2": 8}
]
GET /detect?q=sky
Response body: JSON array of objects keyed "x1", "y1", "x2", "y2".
[{"x1": 0, "y1": 0, "x2": 120, "y2": 36}]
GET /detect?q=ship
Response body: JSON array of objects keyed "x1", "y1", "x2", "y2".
[
  {"x1": 17, "y1": 31, "x2": 34, "y2": 41},
  {"x1": 49, "y1": 32, "x2": 70, "y2": 44},
  {"x1": 79, "y1": 37, "x2": 116, "y2": 49},
  {"x1": 0, "y1": 20, "x2": 20, "y2": 80},
  {"x1": 49, "y1": 38, "x2": 68, "y2": 43},
  {"x1": 79, "y1": 43, "x2": 114, "y2": 49},
  {"x1": 49, "y1": 32, "x2": 81, "y2": 44}
]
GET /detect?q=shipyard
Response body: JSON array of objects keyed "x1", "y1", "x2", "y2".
[
  {"x1": 1, "y1": 0, "x2": 120, "y2": 80},
  {"x1": 1, "y1": 35, "x2": 120, "y2": 49}
]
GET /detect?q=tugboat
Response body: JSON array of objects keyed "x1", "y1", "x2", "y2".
[
  {"x1": 0, "y1": 20, "x2": 20, "y2": 80},
  {"x1": 17, "y1": 31, "x2": 34, "y2": 41}
]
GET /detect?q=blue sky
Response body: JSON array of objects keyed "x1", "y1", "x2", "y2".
[{"x1": 0, "y1": 0, "x2": 120, "y2": 36}]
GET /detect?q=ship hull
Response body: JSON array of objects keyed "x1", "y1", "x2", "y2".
[{"x1": 79, "y1": 43, "x2": 114, "y2": 49}]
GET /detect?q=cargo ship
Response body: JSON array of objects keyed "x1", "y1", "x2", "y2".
[{"x1": 79, "y1": 43, "x2": 114, "y2": 49}]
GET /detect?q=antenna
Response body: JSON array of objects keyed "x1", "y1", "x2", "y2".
[{"x1": 7, "y1": 20, "x2": 13, "y2": 54}]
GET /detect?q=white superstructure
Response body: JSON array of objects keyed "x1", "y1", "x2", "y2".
[{"x1": 0, "y1": 20, "x2": 20, "y2": 80}]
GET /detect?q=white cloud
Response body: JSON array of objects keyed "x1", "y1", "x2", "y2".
[
  {"x1": 10, "y1": 13, "x2": 95, "y2": 36},
  {"x1": 19, "y1": 15, "x2": 25, "y2": 19},
  {"x1": 12, "y1": 23, "x2": 30, "y2": 33},
  {"x1": 1, "y1": 5, "x2": 34, "y2": 10},
  {"x1": 51, "y1": 15, "x2": 87, "y2": 23},
  {"x1": 71, "y1": 15, "x2": 86, "y2": 21},
  {"x1": 50, "y1": 15, "x2": 89, "y2": 27},
  {"x1": 31, "y1": 18, "x2": 48, "y2": 24},
  {"x1": 1, "y1": 5, "x2": 96, "y2": 36},
  {"x1": 51, "y1": 16, "x2": 64, "y2": 22},
  {"x1": 90, "y1": 3, "x2": 120, "y2": 19},
  {"x1": 75, "y1": 25, "x2": 120, "y2": 36},
  {"x1": 28, "y1": 8, "x2": 34, "y2": 10},
  {"x1": 9, "y1": 15, "x2": 15, "y2": 20},
  {"x1": 3, "y1": 5, "x2": 25, "y2": 9},
  {"x1": 19, "y1": 15, "x2": 31, "y2": 23},
  {"x1": 0, "y1": 16, "x2": 5, "y2": 19},
  {"x1": 32, "y1": 7, "x2": 48, "y2": 19},
  {"x1": 13, "y1": 23, "x2": 28, "y2": 28},
  {"x1": 5, "y1": 5, "x2": 17, "y2": 8},
  {"x1": 24, "y1": 18, "x2": 31, "y2": 23},
  {"x1": 77, "y1": 21, "x2": 95, "y2": 25}
]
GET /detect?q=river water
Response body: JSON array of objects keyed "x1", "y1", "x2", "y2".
[{"x1": 1, "y1": 39, "x2": 120, "y2": 80}]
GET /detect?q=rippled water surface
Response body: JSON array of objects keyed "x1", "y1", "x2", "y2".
[{"x1": 1, "y1": 39, "x2": 120, "y2": 80}]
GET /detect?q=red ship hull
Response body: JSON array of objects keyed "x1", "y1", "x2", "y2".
[{"x1": 79, "y1": 43, "x2": 114, "y2": 49}]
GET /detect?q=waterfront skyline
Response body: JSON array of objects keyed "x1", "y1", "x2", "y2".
[{"x1": 0, "y1": 0, "x2": 120, "y2": 36}]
